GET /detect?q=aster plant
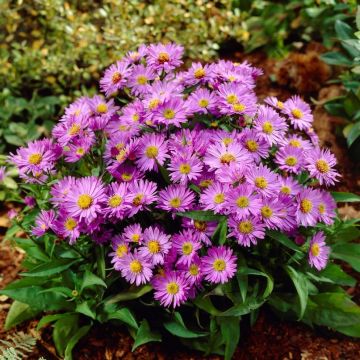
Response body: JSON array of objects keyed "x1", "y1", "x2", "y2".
[{"x1": 2, "y1": 43, "x2": 360, "y2": 360}]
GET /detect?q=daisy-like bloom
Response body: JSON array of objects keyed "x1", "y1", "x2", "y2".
[
  {"x1": 173, "y1": 230, "x2": 202, "y2": 266},
  {"x1": 53, "y1": 210, "x2": 81, "y2": 245},
  {"x1": 254, "y1": 105, "x2": 288, "y2": 145},
  {"x1": 118, "y1": 100, "x2": 145, "y2": 127},
  {"x1": 64, "y1": 135, "x2": 95, "y2": 163},
  {"x1": 277, "y1": 196, "x2": 298, "y2": 232},
  {"x1": 24, "y1": 196, "x2": 36, "y2": 208},
  {"x1": 225, "y1": 184, "x2": 262, "y2": 219},
  {"x1": 182, "y1": 217, "x2": 217, "y2": 246},
  {"x1": 246, "y1": 165, "x2": 280, "y2": 198},
  {"x1": 202, "y1": 246, "x2": 237, "y2": 284},
  {"x1": 278, "y1": 176, "x2": 302, "y2": 197},
  {"x1": 112, "y1": 164, "x2": 144, "y2": 183},
  {"x1": 116, "y1": 250, "x2": 153, "y2": 286},
  {"x1": 53, "y1": 114, "x2": 89, "y2": 146},
  {"x1": 228, "y1": 216, "x2": 266, "y2": 247},
  {"x1": 50, "y1": 176, "x2": 77, "y2": 207},
  {"x1": 87, "y1": 96, "x2": 119, "y2": 130},
  {"x1": 204, "y1": 141, "x2": 250, "y2": 170},
  {"x1": 182, "y1": 62, "x2": 214, "y2": 86},
  {"x1": 157, "y1": 185, "x2": 195, "y2": 213},
  {"x1": 127, "y1": 64, "x2": 155, "y2": 96},
  {"x1": 122, "y1": 223, "x2": 143, "y2": 244},
  {"x1": 152, "y1": 98, "x2": 188, "y2": 128},
  {"x1": 103, "y1": 132, "x2": 131, "y2": 164},
  {"x1": 239, "y1": 129, "x2": 270, "y2": 163},
  {"x1": 186, "y1": 88, "x2": 218, "y2": 115},
  {"x1": 305, "y1": 147, "x2": 340, "y2": 186},
  {"x1": 296, "y1": 188, "x2": 321, "y2": 226},
  {"x1": 109, "y1": 235, "x2": 130, "y2": 265},
  {"x1": 215, "y1": 163, "x2": 248, "y2": 185},
  {"x1": 127, "y1": 179, "x2": 158, "y2": 217},
  {"x1": 264, "y1": 96, "x2": 285, "y2": 111},
  {"x1": 139, "y1": 226, "x2": 172, "y2": 265},
  {"x1": 32, "y1": 210, "x2": 56, "y2": 237},
  {"x1": 179, "y1": 255, "x2": 204, "y2": 285},
  {"x1": 168, "y1": 152, "x2": 203, "y2": 185},
  {"x1": 135, "y1": 133, "x2": 168, "y2": 172},
  {"x1": 275, "y1": 145, "x2": 305, "y2": 174},
  {"x1": 281, "y1": 134, "x2": 313, "y2": 152},
  {"x1": 153, "y1": 270, "x2": 189, "y2": 308},
  {"x1": 59, "y1": 97, "x2": 91, "y2": 124},
  {"x1": 282, "y1": 96, "x2": 313, "y2": 131},
  {"x1": 146, "y1": 42, "x2": 184, "y2": 73},
  {"x1": 103, "y1": 182, "x2": 130, "y2": 220},
  {"x1": 308, "y1": 232, "x2": 330, "y2": 271},
  {"x1": 65, "y1": 176, "x2": 107, "y2": 224},
  {"x1": 100, "y1": 60, "x2": 132, "y2": 97},
  {"x1": 259, "y1": 198, "x2": 285, "y2": 229},
  {"x1": 317, "y1": 190, "x2": 336, "y2": 225},
  {"x1": 200, "y1": 181, "x2": 229, "y2": 214}
]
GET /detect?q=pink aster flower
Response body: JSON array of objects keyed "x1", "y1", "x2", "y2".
[
  {"x1": 116, "y1": 250, "x2": 153, "y2": 286},
  {"x1": 127, "y1": 179, "x2": 158, "y2": 217},
  {"x1": 53, "y1": 114, "x2": 89, "y2": 146},
  {"x1": 103, "y1": 182, "x2": 130, "y2": 220},
  {"x1": 317, "y1": 190, "x2": 336, "y2": 225},
  {"x1": 182, "y1": 217, "x2": 217, "y2": 246},
  {"x1": 135, "y1": 133, "x2": 168, "y2": 172},
  {"x1": 202, "y1": 246, "x2": 237, "y2": 284},
  {"x1": 239, "y1": 128, "x2": 270, "y2": 163},
  {"x1": 275, "y1": 145, "x2": 305, "y2": 174},
  {"x1": 50, "y1": 176, "x2": 77, "y2": 207},
  {"x1": 157, "y1": 185, "x2": 195, "y2": 213},
  {"x1": 308, "y1": 232, "x2": 330, "y2": 271},
  {"x1": 100, "y1": 60, "x2": 132, "y2": 97},
  {"x1": 168, "y1": 152, "x2": 203, "y2": 185},
  {"x1": 279, "y1": 176, "x2": 302, "y2": 197},
  {"x1": 228, "y1": 216, "x2": 266, "y2": 247},
  {"x1": 264, "y1": 96, "x2": 285, "y2": 111},
  {"x1": 305, "y1": 147, "x2": 340, "y2": 186},
  {"x1": 281, "y1": 134, "x2": 313, "y2": 152},
  {"x1": 64, "y1": 135, "x2": 95, "y2": 163},
  {"x1": 146, "y1": 42, "x2": 184, "y2": 73},
  {"x1": 87, "y1": 96, "x2": 119, "y2": 130},
  {"x1": 122, "y1": 223, "x2": 143, "y2": 244},
  {"x1": 199, "y1": 181, "x2": 229, "y2": 214},
  {"x1": 182, "y1": 62, "x2": 214, "y2": 86},
  {"x1": 65, "y1": 176, "x2": 107, "y2": 224},
  {"x1": 153, "y1": 271, "x2": 189, "y2": 308},
  {"x1": 127, "y1": 64, "x2": 155, "y2": 96},
  {"x1": 282, "y1": 96, "x2": 313, "y2": 131},
  {"x1": 259, "y1": 198, "x2": 285, "y2": 229},
  {"x1": 173, "y1": 230, "x2": 202, "y2": 266},
  {"x1": 246, "y1": 165, "x2": 280, "y2": 198},
  {"x1": 110, "y1": 235, "x2": 130, "y2": 265},
  {"x1": 152, "y1": 98, "x2": 188, "y2": 127},
  {"x1": 186, "y1": 88, "x2": 219, "y2": 115},
  {"x1": 139, "y1": 226, "x2": 172, "y2": 265},
  {"x1": 32, "y1": 210, "x2": 56, "y2": 237},
  {"x1": 53, "y1": 210, "x2": 81, "y2": 245},
  {"x1": 111, "y1": 164, "x2": 144, "y2": 183},
  {"x1": 296, "y1": 188, "x2": 321, "y2": 227},
  {"x1": 24, "y1": 196, "x2": 36, "y2": 208}
]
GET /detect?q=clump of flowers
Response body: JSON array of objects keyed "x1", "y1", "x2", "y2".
[{"x1": 6, "y1": 43, "x2": 359, "y2": 359}]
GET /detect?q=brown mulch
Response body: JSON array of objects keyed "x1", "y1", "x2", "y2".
[{"x1": 1, "y1": 47, "x2": 360, "y2": 359}]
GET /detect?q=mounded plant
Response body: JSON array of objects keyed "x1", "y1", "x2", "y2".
[{"x1": 2, "y1": 43, "x2": 360, "y2": 360}]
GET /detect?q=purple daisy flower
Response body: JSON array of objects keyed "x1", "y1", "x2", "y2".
[
  {"x1": 179, "y1": 255, "x2": 204, "y2": 285},
  {"x1": 100, "y1": 60, "x2": 132, "y2": 97},
  {"x1": 127, "y1": 64, "x2": 155, "y2": 96},
  {"x1": 173, "y1": 230, "x2": 202, "y2": 266},
  {"x1": 278, "y1": 176, "x2": 302, "y2": 197},
  {"x1": 32, "y1": 210, "x2": 56, "y2": 237},
  {"x1": 146, "y1": 43, "x2": 184, "y2": 73},
  {"x1": 139, "y1": 226, "x2": 172, "y2": 265},
  {"x1": 112, "y1": 164, "x2": 144, "y2": 183},
  {"x1": 282, "y1": 96, "x2": 313, "y2": 131},
  {"x1": 87, "y1": 96, "x2": 119, "y2": 130},
  {"x1": 186, "y1": 88, "x2": 218, "y2": 115},
  {"x1": 246, "y1": 165, "x2": 280, "y2": 198},
  {"x1": 200, "y1": 181, "x2": 229, "y2": 214},
  {"x1": 103, "y1": 182, "x2": 130, "y2": 220},
  {"x1": 168, "y1": 152, "x2": 203, "y2": 185},
  {"x1": 275, "y1": 145, "x2": 305, "y2": 174},
  {"x1": 182, "y1": 217, "x2": 217, "y2": 246},
  {"x1": 122, "y1": 223, "x2": 143, "y2": 244},
  {"x1": 157, "y1": 185, "x2": 195, "y2": 213},
  {"x1": 259, "y1": 198, "x2": 285, "y2": 229},
  {"x1": 116, "y1": 250, "x2": 153, "y2": 286},
  {"x1": 308, "y1": 232, "x2": 330, "y2": 271},
  {"x1": 24, "y1": 196, "x2": 36, "y2": 208},
  {"x1": 202, "y1": 246, "x2": 237, "y2": 284},
  {"x1": 228, "y1": 216, "x2": 266, "y2": 247},
  {"x1": 64, "y1": 135, "x2": 95, "y2": 163},
  {"x1": 264, "y1": 96, "x2": 285, "y2": 111},
  {"x1": 305, "y1": 147, "x2": 340, "y2": 186},
  {"x1": 110, "y1": 235, "x2": 130, "y2": 265},
  {"x1": 127, "y1": 179, "x2": 158, "y2": 217},
  {"x1": 182, "y1": 62, "x2": 214, "y2": 86},
  {"x1": 317, "y1": 190, "x2": 336, "y2": 225},
  {"x1": 153, "y1": 270, "x2": 189, "y2": 308},
  {"x1": 239, "y1": 128, "x2": 270, "y2": 163},
  {"x1": 152, "y1": 98, "x2": 188, "y2": 128},
  {"x1": 53, "y1": 210, "x2": 81, "y2": 245},
  {"x1": 50, "y1": 176, "x2": 77, "y2": 208},
  {"x1": 296, "y1": 188, "x2": 321, "y2": 226}
]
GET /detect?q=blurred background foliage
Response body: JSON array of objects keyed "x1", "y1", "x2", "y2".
[{"x1": 0, "y1": 0, "x2": 358, "y2": 152}]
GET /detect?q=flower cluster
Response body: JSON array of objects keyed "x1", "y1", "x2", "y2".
[{"x1": 9, "y1": 43, "x2": 337, "y2": 308}]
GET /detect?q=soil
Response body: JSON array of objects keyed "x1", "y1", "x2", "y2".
[{"x1": 1, "y1": 47, "x2": 360, "y2": 359}]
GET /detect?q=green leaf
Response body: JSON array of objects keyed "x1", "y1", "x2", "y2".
[
  {"x1": 267, "y1": 230, "x2": 301, "y2": 252},
  {"x1": 331, "y1": 243, "x2": 360, "y2": 272},
  {"x1": 347, "y1": 122, "x2": 360, "y2": 147},
  {"x1": 76, "y1": 301, "x2": 96, "y2": 320},
  {"x1": 331, "y1": 192, "x2": 360, "y2": 203},
  {"x1": 64, "y1": 324, "x2": 92, "y2": 360},
  {"x1": 307, "y1": 264, "x2": 356, "y2": 287},
  {"x1": 21, "y1": 258, "x2": 80, "y2": 277},
  {"x1": 194, "y1": 296, "x2": 221, "y2": 316},
  {"x1": 156, "y1": 161, "x2": 171, "y2": 184},
  {"x1": 357, "y1": 5, "x2": 360, "y2": 31},
  {"x1": 132, "y1": 319, "x2": 161, "y2": 351},
  {"x1": 37, "y1": 313, "x2": 74, "y2": 330},
  {"x1": 177, "y1": 210, "x2": 225, "y2": 222},
  {"x1": 53, "y1": 314, "x2": 80, "y2": 357},
  {"x1": 80, "y1": 270, "x2": 107, "y2": 292},
  {"x1": 237, "y1": 267, "x2": 274, "y2": 299},
  {"x1": 107, "y1": 307, "x2": 138, "y2": 329},
  {"x1": 164, "y1": 312, "x2": 207, "y2": 338},
  {"x1": 284, "y1": 265, "x2": 308, "y2": 319},
  {"x1": 218, "y1": 317, "x2": 240, "y2": 360},
  {"x1": 212, "y1": 218, "x2": 228, "y2": 245},
  {"x1": 106, "y1": 284, "x2": 152, "y2": 304},
  {"x1": 335, "y1": 20, "x2": 354, "y2": 40},
  {"x1": 320, "y1": 52, "x2": 352, "y2": 66},
  {"x1": 4, "y1": 301, "x2": 40, "y2": 330}
]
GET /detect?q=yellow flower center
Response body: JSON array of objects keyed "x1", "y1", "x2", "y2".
[
  {"x1": 166, "y1": 282, "x2": 179, "y2": 295},
  {"x1": 132, "y1": 114, "x2": 140, "y2": 122},
  {"x1": 68, "y1": 123, "x2": 81, "y2": 136},
  {"x1": 149, "y1": 98, "x2": 160, "y2": 109},
  {"x1": 148, "y1": 240, "x2": 160, "y2": 254},
  {"x1": 76, "y1": 147, "x2": 85, "y2": 156},
  {"x1": 289, "y1": 139, "x2": 301, "y2": 148},
  {"x1": 163, "y1": 109, "x2": 175, "y2": 120},
  {"x1": 220, "y1": 153, "x2": 236, "y2": 164},
  {"x1": 158, "y1": 52, "x2": 170, "y2": 63},
  {"x1": 194, "y1": 220, "x2": 207, "y2": 232},
  {"x1": 262, "y1": 121, "x2": 273, "y2": 134},
  {"x1": 281, "y1": 186, "x2": 291, "y2": 195},
  {"x1": 182, "y1": 242, "x2": 193, "y2": 255},
  {"x1": 319, "y1": 203, "x2": 325, "y2": 214},
  {"x1": 112, "y1": 72, "x2": 122, "y2": 84},
  {"x1": 108, "y1": 195, "x2": 122, "y2": 208},
  {"x1": 28, "y1": 153, "x2": 42, "y2": 165},
  {"x1": 236, "y1": 196, "x2": 249, "y2": 208},
  {"x1": 232, "y1": 103, "x2": 246, "y2": 112},
  {"x1": 189, "y1": 264, "x2": 199, "y2": 276},
  {"x1": 276, "y1": 101, "x2": 284, "y2": 109},
  {"x1": 132, "y1": 194, "x2": 144, "y2": 206},
  {"x1": 255, "y1": 177, "x2": 268, "y2": 189},
  {"x1": 179, "y1": 163, "x2": 191, "y2": 174},
  {"x1": 198, "y1": 99, "x2": 209, "y2": 108},
  {"x1": 137, "y1": 75, "x2": 148, "y2": 85},
  {"x1": 285, "y1": 156, "x2": 298, "y2": 166},
  {"x1": 246, "y1": 140, "x2": 259, "y2": 152},
  {"x1": 300, "y1": 199, "x2": 313, "y2": 213},
  {"x1": 77, "y1": 194, "x2": 93, "y2": 209},
  {"x1": 222, "y1": 137, "x2": 233, "y2": 146},
  {"x1": 129, "y1": 260, "x2": 142, "y2": 273},
  {"x1": 311, "y1": 243, "x2": 320, "y2": 257},
  {"x1": 261, "y1": 205, "x2": 273, "y2": 218},
  {"x1": 238, "y1": 220, "x2": 253, "y2": 234},
  {"x1": 64, "y1": 217, "x2": 77, "y2": 231},
  {"x1": 213, "y1": 193, "x2": 225, "y2": 204},
  {"x1": 226, "y1": 94, "x2": 238, "y2": 104},
  {"x1": 131, "y1": 234, "x2": 140, "y2": 243},
  {"x1": 145, "y1": 145, "x2": 159, "y2": 159},
  {"x1": 315, "y1": 159, "x2": 329, "y2": 173},
  {"x1": 291, "y1": 108, "x2": 303, "y2": 119},
  {"x1": 194, "y1": 67, "x2": 206, "y2": 79},
  {"x1": 119, "y1": 125, "x2": 129, "y2": 132},
  {"x1": 213, "y1": 259, "x2": 226, "y2": 272},
  {"x1": 116, "y1": 149, "x2": 127, "y2": 163},
  {"x1": 121, "y1": 173, "x2": 133, "y2": 182},
  {"x1": 96, "y1": 103, "x2": 108, "y2": 113},
  {"x1": 116, "y1": 244, "x2": 128, "y2": 258},
  {"x1": 199, "y1": 179, "x2": 213, "y2": 188},
  {"x1": 169, "y1": 197, "x2": 182, "y2": 208}
]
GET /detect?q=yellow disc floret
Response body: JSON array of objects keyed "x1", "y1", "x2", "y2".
[{"x1": 77, "y1": 194, "x2": 93, "y2": 209}]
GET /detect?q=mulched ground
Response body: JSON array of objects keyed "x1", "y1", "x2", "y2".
[{"x1": 1, "y1": 46, "x2": 360, "y2": 359}]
